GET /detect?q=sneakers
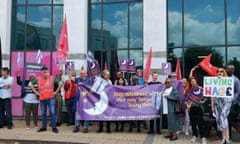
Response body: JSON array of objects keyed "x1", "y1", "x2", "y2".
[
  {"x1": 202, "y1": 137, "x2": 207, "y2": 144},
  {"x1": 190, "y1": 136, "x2": 196, "y2": 143},
  {"x1": 52, "y1": 128, "x2": 59, "y2": 133},
  {"x1": 37, "y1": 128, "x2": 47, "y2": 132},
  {"x1": 72, "y1": 127, "x2": 80, "y2": 133},
  {"x1": 26, "y1": 126, "x2": 30, "y2": 130}
]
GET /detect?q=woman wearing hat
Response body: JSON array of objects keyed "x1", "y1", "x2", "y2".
[{"x1": 17, "y1": 71, "x2": 39, "y2": 130}]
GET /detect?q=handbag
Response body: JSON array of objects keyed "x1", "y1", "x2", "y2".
[{"x1": 174, "y1": 100, "x2": 183, "y2": 114}]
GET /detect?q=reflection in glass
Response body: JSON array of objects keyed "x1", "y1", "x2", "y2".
[
  {"x1": 53, "y1": 6, "x2": 63, "y2": 50},
  {"x1": 103, "y1": 3, "x2": 128, "y2": 48},
  {"x1": 227, "y1": 0, "x2": 240, "y2": 45},
  {"x1": 130, "y1": 2, "x2": 142, "y2": 48},
  {"x1": 130, "y1": 50, "x2": 142, "y2": 69},
  {"x1": 103, "y1": 0, "x2": 128, "y2": 2},
  {"x1": 17, "y1": 0, "x2": 26, "y2": 4},
  {"x1": 27, "y1": 6, "x2": 51, "y2": 50},
  {"x1": 28, "y1": 0, "x2": 51, "y2": 4},
  {"x1": 227, "y1": 47, "x2": 240, "y2": 78},
  {"x1": 91, "y1": 0, "x2": 102, "y2": 3},
  {"x1": 53, "y1": 0, "x2": 63, "y2": 4},
  {"x1": 14, "y1": 6, "x2": 25, "y2": 50},
  {"x1": 184, "y1": 0, "x2": 224, "y2": 46},
  {"x1": 167, "y1": 48, "x2": 182, "y2": 73},
  {"x1": 89, "y1": 4, "x2": 102, "y2": 49},
  {"x1": 168, "y1": 0, "x2": 182, "y2": 47}
]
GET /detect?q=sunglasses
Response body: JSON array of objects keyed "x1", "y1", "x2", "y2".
[
  {"x1": 217, "y1": 70, "x2": 224, "y2": 73},
  {"x1": 165, "y1": 81, "x2": 170, "y2": 84}
]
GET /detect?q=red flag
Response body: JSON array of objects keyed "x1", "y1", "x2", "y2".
[
  {"x1": 175, "y1": 59, "x2": 182, "y2": 80},
  {"x1": 104, "y1": 61, "x2": 108, "y2": 70},
  {"x1": 144, "y1": 48, "x2": 152, "y2": 82},
  {"x1": 199, "y1": 53, "x2": 218, "y2": 76},
  {"x1": 57, "y1": 15, "x2": 69, "y2": 62}
]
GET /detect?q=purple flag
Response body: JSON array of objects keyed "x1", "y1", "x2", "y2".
[
  {"x1": 88, "y1": 61, "x2": 100, "y2": 77},
  {"x1": 128, "y1": 59, "x2": 136, "y2": 73},
  {"x1": 65, "y1": 61, "x2": 75, "y2": 75},
  {"x1": 119, "y1": 59, "x2": 129, "y2": 72},
  {"x1": 161, "y1": 62, "x2": 172, "y2": 75},
  {"x1": 173, "y1": 80, "x2": 185, "y2": 116},
  {"x1": 188, "y1": 87, "x2": 203, "y2": 105}
]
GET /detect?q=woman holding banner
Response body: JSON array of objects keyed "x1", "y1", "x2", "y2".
[
  {"x1": 211, "y1": 68, "x2": 232, "y2": 144},
  {"x1": 163, "y1": 78, "x2": 181, "y2": 141},
  {"x1": 185, "y1": 77, "x2": 207, "y2": 144},
  {"x1": 17, "y1": 71, "x2": 39, "y2": 130},
  {"x1": 97, "y1": 70, "x2": 112, "y2": 133}
]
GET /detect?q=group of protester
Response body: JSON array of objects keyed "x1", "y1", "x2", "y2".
[{"x1": 0, "y1": 63, "x2": 239, "y2": 144}]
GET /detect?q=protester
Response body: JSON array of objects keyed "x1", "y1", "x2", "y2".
[
  {"x1": 185, "y1": 77, "x2": 207, "y2": 144},
  {"x1": 30, "y1": 66, "x2": 62, "y2": 133},
  {"x1": 129, "y1": 75, "x2": 141, "y2": 132},
  {"x1": 0, "y1": 67, "x2": 14, "y2": 129},
  {"x1": 226, "y1": 65, "x2": 240, "y2": 142},
  {"x1": 211, "y1": 68, "x2": 232, "y2": 144},
  {"x1": 136, "y1": 69, "x2": 144, "y2": 85},
  {"x1": 115, "y1": 77, "x2": 126, "y2": 132},
  {"x1": 64, "y1": 74, "x2": 77, "y2": 126},
  {"x1": 114, "y1": 72, "x2": 128, "y2": 85},
  {"x1": 54, "y1": 71, "x2": 63, "y2": 126},
  {"x1": 182, "y1": 78, "x2": 190, "y2": 135},
  {"x1": 72, "y1": 68, "x2": 92, "y2": 133},
  {"x1": 17, "y1": 71, "x2": 39, "y2": 130},
  {"x1": 97, "y1": 70, "x2": 112, "y2": 133},
  {"x1": 147, "y1": 72, "x2": 162, "y2": 134},
  {"x1": 163, "y1": 78, "x2": 181, "y2": 141}
]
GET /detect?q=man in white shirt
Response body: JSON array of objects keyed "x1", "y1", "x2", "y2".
[{"x1": 0, "y1": 67, "x2": 14, "y2": 129}]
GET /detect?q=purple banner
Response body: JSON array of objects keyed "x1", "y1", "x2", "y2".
[
  {"x1": 87, "y1": 61, "x2": 100, "y2": 77},
  {"x1": 188, "y1": 87, "x2": 203, "y2": 104},
  {"x1": 161, "y1": 62, "x2": 172, "y2": 75},
  {"x1": 76, "y1": 80, "x2": 184, "y2": 121},
  {"x1": 119, "y1": 59, "x2": 136, "y2": 73}
]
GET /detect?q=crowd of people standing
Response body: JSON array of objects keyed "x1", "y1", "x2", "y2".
[{"x1": 0, "y1": 63, "x2": 239, "y2": 144}]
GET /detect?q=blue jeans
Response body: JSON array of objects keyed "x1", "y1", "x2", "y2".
[
  {"x1": 0, "y1": 98, "x2": 12, "y2": 127},
  {"x1": 75, "y1": 119, "x2": 89, "y2": 129},
  {"x1": 65, "y1": 98, "x2": 75, "y2": 124},
  {"x1": 40, "y1": 98, "x2": 56, "y2": 129}
]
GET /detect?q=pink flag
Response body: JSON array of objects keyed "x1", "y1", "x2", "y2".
[
  {"x1": 175, "y1": 59, "x2": 182, "y2": 80},
  {"x1": 57, "y1": 15, "x2": 69, "y2": 62},
  {"x1": 144, "y1": 48, "x2": 152, "y2": 82},
  {"x1": 199, "y1": 53, "x2": 218, "y2": 76}
]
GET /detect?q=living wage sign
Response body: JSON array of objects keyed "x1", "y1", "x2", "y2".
[{"x1": 203, "y1": 76, "x2": 234, "y2": 98}]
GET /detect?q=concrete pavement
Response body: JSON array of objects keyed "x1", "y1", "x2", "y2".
[{"x1": 0, "y1": 120, "x2": 239, "y2": 144}]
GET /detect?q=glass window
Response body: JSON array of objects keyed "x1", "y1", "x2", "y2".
[
  {"x1": 227, "y1": 47, "x2": 240, "y2": 78},
  {"x1": 89, "y1": 4, "x2": 102, "y2": 49},
  {"x1": 53, "y1": 0, "x2": 63, "y2": 4},
  {"x1": 26, "y1": 6, "x2": 51, "y2": 50},
  {"x1": 184, "y1": 0, "x2": 225, "y2": 46},
  {"x1": 17, "y1": 0, "x2": 26, "y2": 4},
  {"x1": 53, "y1": 6, "x2": 64, "y2": 50},
  {"x1": 227, "y1": 0, "x2": 240, "y2": 45},
  {"x1": 130, "y1": 50, "x2": 142, "y2": 69},
  {"x1": 91, "y1": 0, "x2": 102, "y2": 3},
  {"x1": 129, "y1": 2, "x2": 142, "y2": 48},
  {"x1": 28, "y1": 0, "x2": 51, "y2": 4},
  {"x1": 103, "y1": 0, "x2": 128, "y2": 2},
  {"x1": 13, "y1": 6, "x2": 25, "y2": 50},
  {"x1": 168, "y1": 0, "x2": 182, "y2": 47},
  {"x1": 103, "y1": 3, "x2": 128, "y2": 49}
]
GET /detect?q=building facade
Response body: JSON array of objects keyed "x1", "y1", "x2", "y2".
[{"x1": 0, "y1": 0, "x2": 239, "y2": 116}]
